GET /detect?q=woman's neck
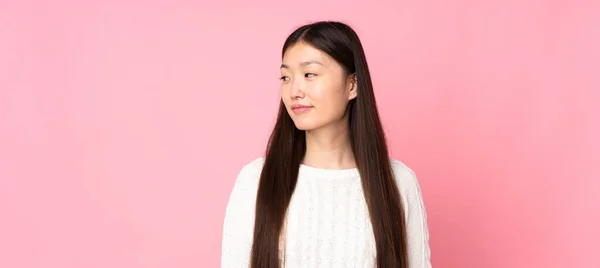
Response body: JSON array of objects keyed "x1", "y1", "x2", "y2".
[{"x1": 302, "y1": 123, "x2": 355, "y2": 170}]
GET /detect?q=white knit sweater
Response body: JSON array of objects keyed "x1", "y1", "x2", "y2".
[{"x1": 221, "y1": 157, "x2": 431, "y2": 268}]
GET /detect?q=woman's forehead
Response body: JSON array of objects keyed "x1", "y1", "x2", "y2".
[{"x1": 282, "y1": 43, "x2": 334, "y2": 67}]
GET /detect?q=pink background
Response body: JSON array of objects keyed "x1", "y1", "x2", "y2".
[{"x1": 1, "y1": 1, "x2": 598, "y2": 267}]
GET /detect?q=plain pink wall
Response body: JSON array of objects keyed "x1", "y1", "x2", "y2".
[{"x1": 1, "y1": 1, "x2": 598, "y2": 267}]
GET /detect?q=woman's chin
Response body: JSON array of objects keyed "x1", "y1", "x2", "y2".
[{"x1": 292, "y1": 120, "x2": 318, "y2": 131}]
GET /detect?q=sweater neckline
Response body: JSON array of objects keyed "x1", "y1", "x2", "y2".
[{"x1": 298, "y1": 163, "x2": 360, "y2": 179}]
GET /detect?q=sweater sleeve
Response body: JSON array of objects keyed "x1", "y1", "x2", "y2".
[
  {"x1": 221, "y1": 161, "x2": 261, "y2": 268},
  {"x1": 392, "y1": 160, "x2": 432, "y2": 268}
]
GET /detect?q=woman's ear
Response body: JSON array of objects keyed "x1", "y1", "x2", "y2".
[{"x1": 348, "y1": 74, "x2": 357, "y2": 100}]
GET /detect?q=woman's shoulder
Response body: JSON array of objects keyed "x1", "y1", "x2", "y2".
[
  {"x1": 389, "y1": 158, "x2": 424, "y2": 196},
  {"x1": 225, "y1": 157, "x2": 265, "y2": 211},
  {"x1": 231, "y1": 157, "x2": 265, "y2": 188},
  {"x1": 239, "y1": 157, "x2": 266, "y2": 174}
]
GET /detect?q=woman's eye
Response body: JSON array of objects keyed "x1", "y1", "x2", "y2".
[
  {"x1": 280, "y1": 76, "x2": 290, "y2": 81},
  {"x1": 305, "y1": 73, "x2": 317, "y2": 78}
]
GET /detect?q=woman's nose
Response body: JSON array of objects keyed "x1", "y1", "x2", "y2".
[{"x1": 290, "y1": 79, "x2": 305, "y2": 99}]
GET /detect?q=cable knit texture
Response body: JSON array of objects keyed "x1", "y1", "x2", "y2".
[{"x1": 221, "y1": 157, "x2": 431, "y2": 268}]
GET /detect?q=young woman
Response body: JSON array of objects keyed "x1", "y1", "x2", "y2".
[{"x1": 221, "y1": 21, "x2": 431, "y2": 268}]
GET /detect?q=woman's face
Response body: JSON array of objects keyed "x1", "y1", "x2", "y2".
[{"x1": 280, "y1": 42, "x2": 357, "y2": 131}]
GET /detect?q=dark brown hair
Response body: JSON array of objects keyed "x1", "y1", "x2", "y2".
[{"x1": 250, "y1": 21, "x2": 408, "y2": 268}]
